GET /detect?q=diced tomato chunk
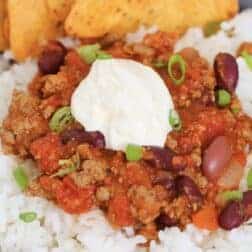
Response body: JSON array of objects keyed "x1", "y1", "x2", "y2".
[
  {"x1": 40, "y1": 176, "x2": 95, "y2": 214},
  {"x1": 30, "y1": 133, "x2": 64, "y2": 174},
  {"x1": 56, "y1": 177, "x2": 95, "y2": 214},
  {"x1": 108, "y1": 194, "x2": 134, "y2": 227},
  {"x1": 65, "y1": 50, "x2": 90, "y2": 74},
  {"x1": 39, "y1": 175, "x2": 62, "y2": 192},
  {"x1": 234, "y1": 152, "x2": 246, "y2": 167},
  {"x1": 124, "y1": 162, "x2": 151, "y2": 188}
]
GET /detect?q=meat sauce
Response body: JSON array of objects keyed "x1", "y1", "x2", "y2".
[{"x1": 1, "y1": 32, "x2": 252, "y2": 239}]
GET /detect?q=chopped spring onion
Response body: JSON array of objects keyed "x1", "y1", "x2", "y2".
[
  {"x1": 218, "y1": 190, "x2": 243, "y2": 204},
  {"x1": 231, "y1": 105, "x2": 240, "y2": 115},
  {"x1": 52, "y1": 165, "x2": 76, "y2": 177},
  {"x1": 52, "y1": 154, "x2": 80, "y2": 177},
  {"x1": 49, "y1": 106, "x2": 74, "y2": 133},
  {"x1": 247, "y1": 169, "x2": 252, "y2": 189},
  {"x1": 216, "y1": 89, "x2": 231, "y2": 107},
  {"x1": 203, "y1": 21, "x2": 221, "y2": 37},
  {"x1": 169, "y1": 109, "x2": 182, "y2": 131},
  {"x1": 97, "y1": 51, "x2": 112, "y2": 60},
  {"x1": 77, "y1": 44, "x2": 101, "y2": 64},
  {"x1": 241, "y1": 51, "x2": 252, "y2": 70},
  {"x1": 168, "y1": 54, "x2": 186, "y2": 85},
  {"x1": 126, "y1": 144, "x2": 143, "y2": 161},
  {"x1": 19, "y1": 212, "x2": 37, "y2": 223},
  {"x1": 13, "y1": 166, "x2": 29, "y2": 191},
  {"x1": 77, "y1": 44, "x2": 112, "y2": 64}
]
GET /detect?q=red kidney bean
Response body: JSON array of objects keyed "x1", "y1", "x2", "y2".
[
  {"x1": 176, "y1": 175, "x2": 203, "y2": 203},
  {"x1": 153, "y1": 171, "x2": 175, "y2": 189},
  {"x1": 242, "y1": 190, "x2": 252, "y2": 220},
  {"x1": 144, "y1": 146, "x2": 182, "y2": 171},
  {"x1": 61, "y1": 128, "x2": 87, "y2": 144},
  {"x1": 155, "y1": 213, "x2": 177, "y2": 230},
  {"x1": 218, "y1": 201, "x2": 244, "y2": 230},
  {"x1": 153, "y1": 177, "x2": 174, "y2": 191},
  {"x1": 60, "y1": 128, "x2": 105, "y2": 148},
  {"x1": 214, "y1": 53, "x2": 239, "y2": 93},
  {"x1": 38, "y1": 41, "x2": 67, "y2": 74},
  {"x1": 202, "y1": 136, "x2": 232, "y2": 182},
  {"x1": 88, "y1": 131, "x2": 106, "y2": 148},
  {"x1": 217, "y1": 157, "x2": 244, "y2": 189},
  {"x1": 153, "y1": 171, "x2": 176, "y2": 199}
]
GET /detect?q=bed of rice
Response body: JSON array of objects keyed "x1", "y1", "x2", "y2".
[{"x1": 1, "y1": 10, "x2": 252, "y2": 252}]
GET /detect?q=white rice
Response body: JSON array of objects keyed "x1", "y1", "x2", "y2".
[
  {"x1": 175, "y1": 9, "x2": 252, "y2": 64},
  {"x1": 1, "y1": 10, "x2": 252, "y2": 252},
  {"x1": 0, "y1": 155, "x2": 145, "y2": 252},
  {"x1": 59, "y1": 37, "x2": 80, "y2": 49}
]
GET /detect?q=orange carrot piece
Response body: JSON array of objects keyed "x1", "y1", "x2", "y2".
[{"x1": 192, "y1": 206, "x2": 219, "y2": 231}]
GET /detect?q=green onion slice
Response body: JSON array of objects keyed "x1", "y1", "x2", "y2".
[
  {"x1": 216, "y1": 89, "x2": 231, "y2": 107},
  {"x1": 168, "y1": 54, "x2": 186, "y2": 85},
  {"x1": 52, "y1": 165, "x2": 76, "y2": 178},
  {"x1": 203, "y1": 21, "x2": 221, "y2": 37},
  {"x1": 19, "y1": 212, "x2": 37, "y2": 223},
  {"x1": 77, "y1": 44, "x2": 101, "y2": 64},
  {"x1": 126, "y1": 144, "x2": 143, "y2": 161},
  {"x1": 231, "y1": 106, "x2": 240, "y2": 115},
  {"x1": 77, "y1": 44, "x2": 112, "y2": 64},
  {"x1": 52, "y1": 154, "x2": 80, "y2": 177},
  {"x1": 247, "y1": 169, "x2": 252, "y2": 189},
  {"x1": 13, "y1": 166, "x2": 29, "y2": 191},
  {"x1": 169, "y1": 109, "x2": 182, "y2": 131},
  {"x1": 49, "y1": 106, "x2": 74, "y2": 133},
  {"x1": 97, "y1": 51, "x2": 112, "y2": 60},
  {"x1": 241, "y1": 51, "x2": 252, "y2": 70},
  {"x1": 217, "y1": 190, "x2": 243, "y2": 204}
]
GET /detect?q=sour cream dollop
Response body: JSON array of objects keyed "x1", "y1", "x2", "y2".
[
  {"x1": 236, "y1": 57, "x2": 252, "y2": 117},
  {"x1": 71, "y1": 59, "x2": 174, "y2": 151}
]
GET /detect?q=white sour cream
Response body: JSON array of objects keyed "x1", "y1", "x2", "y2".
[
  {"x1": 71, "y1": 59, "x2": 174, "y2": 151},
  {"x1": 236, "y1": 57, "x2": 252, "y2": 117}
]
